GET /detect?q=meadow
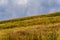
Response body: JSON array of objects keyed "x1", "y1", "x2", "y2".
[{"x1": 0, "y1": 12, "x2": 60, "y2": 40}]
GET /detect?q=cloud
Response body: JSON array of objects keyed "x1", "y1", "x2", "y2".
[
  {"x1": 15, "y1": 0, "x2": 28, "y2": 5},
  {"x1": 49, "y1": 8, "x2": 60, "y2": 13},
  {"x1": 0, "y1": 0, "x2": 8, "y2": 5},
  {"x1": 0, "y1": 0, "x2": 60, "y2": 20},
  {"x1": 55, "y1": 0, "x2": 60, "y2": 4}
]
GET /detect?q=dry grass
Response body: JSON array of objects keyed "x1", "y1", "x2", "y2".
[
  {"x1": 0, "y1": 23, "x2": 60, "y2": 40},
  {"x1": 0, "y1": 12, "x2": 60, "y2": 40}
]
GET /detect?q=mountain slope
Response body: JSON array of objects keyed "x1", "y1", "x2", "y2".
[
  {"x1": 0, "y1": 12, "x2": 60, "y2": 40},
  {"x1": 0, "y1": 12, "x2": 60, "y2": 29}
]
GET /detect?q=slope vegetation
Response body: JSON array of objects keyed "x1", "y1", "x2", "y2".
[{"x1": 0, "y1": 12, "x2": 60, "y2": 40}]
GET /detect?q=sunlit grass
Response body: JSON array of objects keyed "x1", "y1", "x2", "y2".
[{"x1": 0, "y1": 12, "x2": 60, "y2": 40}]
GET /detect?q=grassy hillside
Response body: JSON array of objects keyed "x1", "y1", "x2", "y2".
[{"x1": 0, "y1": 12, "x2": 60, "y2": 40}]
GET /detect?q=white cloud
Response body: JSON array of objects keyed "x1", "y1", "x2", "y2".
[
  {"x1": 0, "y1": 0, "x2": 8, "y2": 5},
  {"x1": 0, "y1": 0, "x2": 60, "y2": 20},
  {"x1": 15, "y1": 0, "x2": 28, "y2": 5},
  {"x1": 49, "y1": 8, "x2": 60, "y2": 13},
  {"x1": 49, "y1": 8, "x2": 56, "y2": 13},
  {"x1": 55, "y1": 0, "x2": 60, "y2": 4}
]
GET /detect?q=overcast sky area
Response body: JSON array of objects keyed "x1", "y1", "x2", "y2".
[{"x1": 0, "y1": 0, "x2": 60, "y2": 20}]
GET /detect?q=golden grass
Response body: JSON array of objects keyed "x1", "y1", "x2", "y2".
[
  {"x1": 0, "y1": 12, "x2": 60, "y2": 40},
  {"x1": 0, "y1": 23, "x2": 60, "y2": 40}
]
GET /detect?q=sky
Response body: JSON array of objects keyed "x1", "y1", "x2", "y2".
[{"x1": 0, "y1": 0, "x2": 60, "y2": 20}]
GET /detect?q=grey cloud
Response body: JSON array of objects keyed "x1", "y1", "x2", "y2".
[{"x1": 0, "y1": 0, "x2": 60, "y2": 20}]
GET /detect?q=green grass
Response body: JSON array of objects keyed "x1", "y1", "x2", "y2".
[{"x1": 0, "y1": 12, "x2": 60, "y2": 40}]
